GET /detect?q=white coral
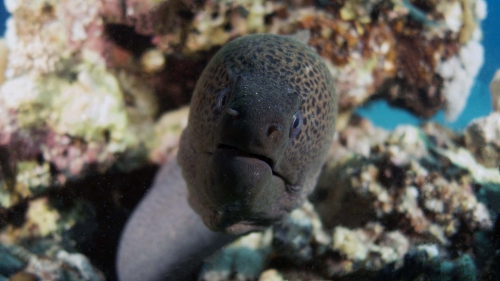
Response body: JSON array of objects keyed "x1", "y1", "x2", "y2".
[
  {"x1": 475, "y1": 0, "x2": 487, "y2": 20},
  {"x1": 490, "y1": 69, "x2": 500, "y2": 111},
  {"x1": 438, "y1": 41, "x2": 484, "y2": 121}
]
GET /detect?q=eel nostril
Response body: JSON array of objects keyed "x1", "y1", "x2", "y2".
[
  {"x1": 226, "y1": 108, "x2": 239, "y2": 119},
  {"x1": 267, "y1": 124, "x2": 283, "y2": 137}
]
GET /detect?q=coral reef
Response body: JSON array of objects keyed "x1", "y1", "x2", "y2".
[
  {"x1": 0, "y1": 0, "x2": 487, "y2": 206},
  {"x1": 318, "y1": 121, "x2": 491, "y2": 238},
  {"x1": 200, "y1": 230, "x2": 273, "y2": 281},
  {"x1": 0, "y1": 0, "x2": 492, "y2": 280},
  {"x1": 377, "y1": 245, "x2": 478, "y2": 281},
  {"x1": 0, "y1": 242, "x2": 104, "y2": 281},
  {"x1": 491, "y1": 69, "x2": 500, "y2": 112},
  {"x1": 464, "y1": 113, "x2": 500, "y2": 168},
  {"x1": 435, "y1": 0, "x2": 487, "y2": 121},
  {"x1": 199, "y1": 116, "x2": 496, "y2": 280}
]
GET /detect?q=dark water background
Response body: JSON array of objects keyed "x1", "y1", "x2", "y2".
[{"x1": 0, "y1": 1, "x2": 497, "y2": 131}]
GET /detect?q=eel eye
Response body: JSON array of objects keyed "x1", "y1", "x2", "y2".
[
  {"x1": 216, "y1": 87, "x2": 231, "y2": 113},
  {"x1": 290, "y1": 110, "x2": 303, "y2": 138}
]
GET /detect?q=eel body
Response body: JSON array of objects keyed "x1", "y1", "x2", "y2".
[
  {"x1": 116, "y1": 159, "x2": 237, "y2": 281},
  {"x1": 117, "y1": 34, "x2": 338, "y2": 281}
]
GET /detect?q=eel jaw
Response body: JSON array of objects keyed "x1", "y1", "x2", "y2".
[
  {"x1": 216, "y1": 143, "x2": 291, "y2": 185},
  {"x1": 186, "y1": 144, "x2": 292, "y2": 234}
]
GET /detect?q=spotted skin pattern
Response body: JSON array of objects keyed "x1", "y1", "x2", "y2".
[{"x1": 178, "y1": 34, "x2": 338, "y2": 234}]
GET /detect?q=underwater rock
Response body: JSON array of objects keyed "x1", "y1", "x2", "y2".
[
  {"x1": 377, "y1": 245, "x2": 478, "y2": 281},
  {"x1": 0, "y1": 0, "x2": 173, "y2": 207},
  {"x1": 147, "y1": 106, "x2": 189, "y2": 165},
  {"x1": 327, "y1": 223, "x2": 409, "y2": 275},
  {"x1": 4, "y1": 0, "x2": 106, "y2": 78},
  {"x1": 272, "y1": 201, "x2": 330, "y2": 265},
  {"x1": 0, "y1": 39, "x2": 7, "y2": 85},
  {"x1": 273, "y1": 212, "x2": 315, "y2": 265},
  {"x1": 0, "y1": 195, "x2": 104, "y2": 280},
  {"x1": 0, "y1": 57, "x2": 158, "y2": 207},
  {"x1": 0, "y1": 243, "x2": 25, "y2": 277},
  {"x1": 0, "y1": 196, "x2": 97, "y2": 245},
  {"x1": 199, "y1": 230, "x2": 273, "y2": 281},
  {"x1": 139, "y1": 48, "x2": 165, "y2": 74},
  {"x1": 491, "y1": 69, "x2": 500, "y2": 112},
  {"x1": 0, "y1": 160, "x2": 51, "y2": 208},
  {"x1": 484, "y1": 250, "x2": 500, "y2": 280},
  {"x1": 464, "y1": 113, "x2": 500, "y2": 168},
  {"x1": 438, "y1": 41, "x2": 484, "y2": 121},
  {"x1": 314, "y1": 119, "x2": 492, "y2": 242},
  {"x1": 435, "y1": 145, "x2": 500, "y2": 216},
  {"x1": 420, "y1": 122, "x2": 462, "y2": 150},
  {"x1": 0, "y1": 243, "x2": 104, "y2": 281},
  {"x1": 258, "y1": 269, "x2": 284, "y2": 281},
  {"x1": 432, "y1": 0, "x2": 487, "y2": 120},
  {"x1": 198, "y1": 201, "x2": 329, "y2": 281}
]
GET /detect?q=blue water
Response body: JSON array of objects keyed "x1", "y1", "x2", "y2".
[
  {"x1": 0, "y1": 2, "x2": 6, "y2": 36},
  {"x1": 0, "y1": 1, "x2": 497, "y2": 131}
]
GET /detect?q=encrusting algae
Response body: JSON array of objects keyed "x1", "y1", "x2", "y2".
[{"x1": 0, "y1": 0, "x2": 497, "y2": 280}]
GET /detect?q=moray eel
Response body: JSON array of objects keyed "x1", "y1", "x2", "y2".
[{"x1": 117, "y1": 34, "x2": 337, "y2": 281}]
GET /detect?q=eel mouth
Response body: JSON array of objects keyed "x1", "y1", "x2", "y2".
[
  {"x1": 216, "y1": 143, "x2": 288, "y2": 183},
  {"x1": 217, "y1": 144, "x2": 274, "y2": 167},
  {"x1": 191, "y1": 143, "x2": 300, "y2": 234}
]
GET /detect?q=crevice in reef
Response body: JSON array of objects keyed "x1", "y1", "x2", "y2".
[
  {"x1": 153, "y1": 53, "x2": 213, "y2": 115},
  {"x1": 47, "y1": 164, "x2": 158, "y2": 280},
  {"x1": 105, "y1": 24, "x2": 154, "y2": 57}
]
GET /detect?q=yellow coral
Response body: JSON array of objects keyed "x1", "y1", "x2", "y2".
[
  {"x1": 0, "y1": 50, "x2": 144, "y2": 154},
  {"x1": 6, "y1": 0, "x2": 103, "y2": 77},
  {"x1": 26, "y1": 198, "x2": 59, "y2": 237},
  {"x1": 184, "y1": 0, "x2": 272, "y2": 54},
  {"x1": 16, "y1": 161, "x2": 51, "y2": 197},
  {"x1": 332, "y1": 226, "x2": 369, "y2": 261},
  {"x1": 258, "y1": 269, "x2": 284, "y2": 281}
]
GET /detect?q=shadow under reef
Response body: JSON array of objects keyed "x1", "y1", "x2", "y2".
[{"x1": 1, "y1": 164, "x2": 159, "y2": 281}]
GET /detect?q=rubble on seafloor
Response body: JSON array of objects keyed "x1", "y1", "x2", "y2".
[{"x1": 0, "y1": 0, "x2": 496, "y2": 280}]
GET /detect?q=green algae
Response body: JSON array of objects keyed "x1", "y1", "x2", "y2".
[
  {"x1": 0, "y1": 51, "x2": 145, "y2": 154},
  {"x1": 0, "y1": 161, "x2": 51, "y2": 208}
]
